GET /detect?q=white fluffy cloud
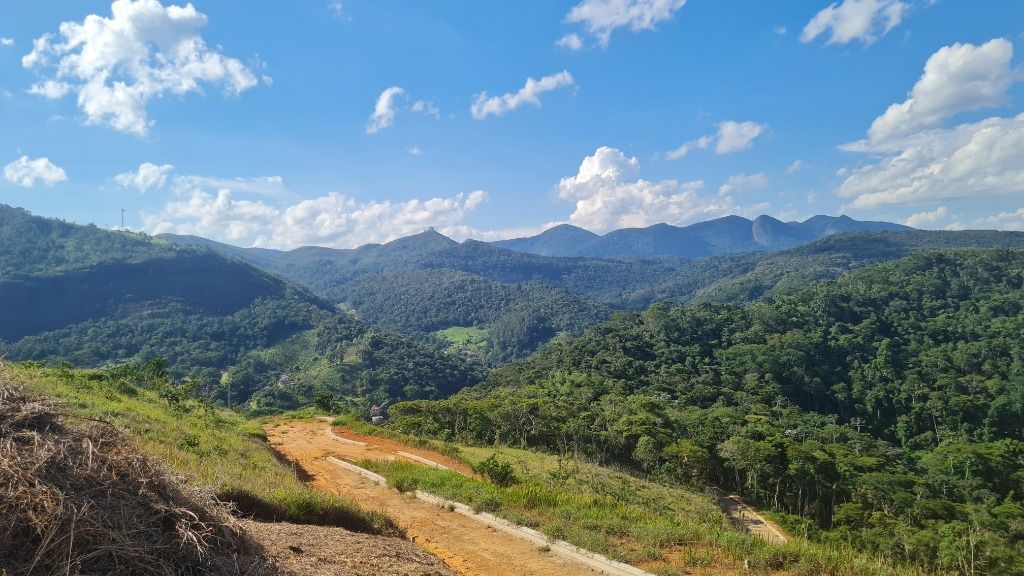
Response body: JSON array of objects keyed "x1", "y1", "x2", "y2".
[
  {"x1": 21, "y1": 0, "x2": 257, "y2": 136},
  {"x1": 143, "y1": 175, "x2": 488, "y2": 249},
  {"x1": 114, "y1": 162, "x2": 174, "y2": 192},
  {"x1": 565, "y1": 0, "x2": 687, "y2": 47},
  {"x1": 837, "y1": 39, "x2": 1024, "y2": 211},
  {"x1": 861, "y1": 39, "x2": 1015, "y2": 146},
  {"x1": 716, "y1": 120, "x2": 766, "y2": 154},
  {"x1": 838, "y1": 113, "x2": 1024, "y2": 209},
  {"x1": 366, "y1": 86, "x2": 405, "y2": 134},
  {"x1": 0, "y1": 38, "x2": 13, "y2": 47},
  {"x1": 786, "y1": 160, "x2": 805, "y2": 175},
  {"x1": 3, "y1": 155, "x2": 68, "y2": 187},
  {"x1": 471, "y1": 71, "x2": 574, "y2": 120},
  {"x1": 556, "y1": 33, "x2": 584, "y2": 51},
  {"x1": 800, "y1": 0, "x2": 907, "y2": 46},
  {"x1": 904, "y1": 206, "x2": 947, "y2": 228},
  {"x1": 556, "y1": 146, "x2": 736, "y2": 232},
  {"x1": 667, "y1": 120, "x2": 765, "y2": 159}
]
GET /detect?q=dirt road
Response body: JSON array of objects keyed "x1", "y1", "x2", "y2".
[{"x1": 264, "y1": 420, "x2": 602, "y2": 576}]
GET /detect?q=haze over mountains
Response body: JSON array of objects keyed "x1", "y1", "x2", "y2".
[{"x1": 493, "y1": 215, "x2": 911, "y2": 258}]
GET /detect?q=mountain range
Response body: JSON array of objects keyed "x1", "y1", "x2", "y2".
[{"x1": 493, "y1": 214, "x2": 911, "y2": 258}]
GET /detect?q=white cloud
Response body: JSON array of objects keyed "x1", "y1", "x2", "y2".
[
  {"x1": 115, "y1": 162, "x2": 174, "y2": 192},
  {"x1": 665, "y1": 135, "x2": 711, "y2": 160},
  {"x1": 716, "y1": 120, "x2": 766, "y2": 154},
  {"x1": 859, "y1": 39, "x2": 1015, "y2": 146},
  {"x1": 837, "y1": 39, "x2": 1024, "y2": 211},
  {"x1": 973, "y1": 207, "x2": 1024, "y2": 231},
  {"x1": 786, "y1": 160, "x2": 805, "y2": 174},
  {"x1": 555, "y1": 146, "x2": 736, "y2": 233},
  {"x1": 718, "y1": 172, "x2": 769, "y2": 196},
  {"x1": 471, "y1": 71, "x2": 575, "y2": 120},
  {"x1": 556, "y1": 33, "x2": 584, "y2": 51},
  {"x1": 667, "y1": 120, "x2": 766, "y2": 159},
  {"x1": 366, "y1": 86, "x2": 405, "y2": 134},
  {"x1": 3, "y1": 155, "x2": 68, "y2": 187},
  {"x1": 327, "y1": 1, "x2": 344, "y2": 17},
  {"x1": 408, "y1": 146, "x2": 423, "y2": 156},
  {"x1": 21, "y1": 0, "x2": 258, "y2": 136},
  {"x1": 904, "y1": 206, "x2": 947, "y2": 228},
  {"x1": 774, "y1": 26, "x2": 787, "y2": 36},
  {"x1": 0, "y1": 38, "x2": 13, "y2": 47},
  {"x1": 27, "y1": 80, "x2": 72, "y2": 99},
  {"x1": 838, "y1": 113, "x2": 1024, "y2": 209},
  {"x1": 411, "y1": 99, "x2": 440, "y2": 119},
  {"x1": 565, "y1": 0, "x2": 687, "y2": 47},
  {"x1": 800, "y1": 0, "x2": 907, "y2": 46},
  {"x1": 143, "y1": 176, "x2": 488, "y2": 249}
]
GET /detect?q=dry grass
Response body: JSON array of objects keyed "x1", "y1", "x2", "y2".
[{"x1": 0, "y1": 372, "x2": 277, "y2": 576}]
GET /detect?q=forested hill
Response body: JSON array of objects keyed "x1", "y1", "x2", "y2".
[
  {"x1": 0, "y1": 206, "x2": 482, "y2": 409},
  {"x1": 163, "y1": 226, "x2": 1024, "y2": 365},
  {"x1": 624, "y1": 229, "x2": 1024, "y2": 307},
  {"x1": 0, "y1": 205, "x2": 333, "y2": 375},
  {"x1": 493, "y1": 214, "x2": 910, "y2": 258},
  {"x1": 162, "y1": 231, "x2": 679, "y2": 363},
  {"x1": 389, "y1": 249, "x2": 1024, "y2": 575}
]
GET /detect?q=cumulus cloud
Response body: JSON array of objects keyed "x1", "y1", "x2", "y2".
[
  {"x1": 801, "y1": 0, "x2": 907, "y2": 46},
  {"x1": 408, "y1": 146, "x2": 423, "y2": 156},
  {"x1": 27, "y1": 79, "x2": 72, "y2": 99},
  {"x1": 3, "y1": 155, "x2": 68, "y2": 187},
  {"x1": 0, "y1": 38, "x2": 13, "y2": 47},
  {"x1": 838, "y1": 113, "x2": 1024, "y2": 209},
  {"x1": 786, "y1": 160, "x2": 805, "y2": 174},
  {"x1": 556, "y1": 146, "x2": 736, "y2": 233},
  {"x1": 565, "y1": 0, "x2": 687, "y2": 47},
  {"x1": 366, "y1": 86, "x2": 405, "y2": 134},
  {"x1": 666, "y1": 120, "x2": 766, "y2": 159},
  {"x1": 836, "y1": 39, "x2": 1024, "y2": 211},
  {"x1": 718, "y1": 173, "x2": 769, "y2": 196},
  {"x1": 556, "y1": 33, "x2": 584, "y2": 51},
  {"x1": 21, "y1": 0, "x2": 258, "y2": 136},
  {"x1": 114, "y1": 162, "x2": 174, "y2": 192},
  {"x1": 327, "y1": 1, "x2": 345, "y2": 17},
  {"x1": 904, "y1": 206, "x2": 947, "y2": 228},
  {"x1": 143, "y1": 175, "x2": 488, "y2": 249},
  {"x1": 857, "y1": 39, "x2": 1015, "y2": 146},
  {"x1": 471, "y1": 71, "x2": 574, "y2": 120}
]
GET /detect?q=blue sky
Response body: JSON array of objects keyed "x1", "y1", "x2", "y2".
[{"x1": 1, "y1": 0, "x2": 1023, "y2": 248}]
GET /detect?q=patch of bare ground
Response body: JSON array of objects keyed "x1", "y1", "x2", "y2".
[{"x1": 244, "y1": 520, "x2": 456, "y2": 576}]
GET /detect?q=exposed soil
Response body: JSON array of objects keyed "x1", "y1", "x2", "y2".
[
  {"x1": 265, "y1": 420, "x2": 603, "y2": 576},
  {"x1": 244, "y1": 520, "x2": 456, "y2": 576}
]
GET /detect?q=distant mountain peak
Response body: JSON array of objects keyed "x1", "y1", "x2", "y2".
[{"x1": 492, "y1": 214, "x2": 910, "y2": 259}]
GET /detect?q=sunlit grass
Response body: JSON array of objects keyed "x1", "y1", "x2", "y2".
[{"x1": 11, "y1": 363, "x2": 399, "y2": 536}]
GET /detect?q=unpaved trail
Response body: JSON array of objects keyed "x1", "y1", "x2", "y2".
[
  {"x1": 712, "y1": 488, "x2": 788, "y2": 545},
  {"x1": 265, "y1": 420, "x2": 602, "y2": 576}
]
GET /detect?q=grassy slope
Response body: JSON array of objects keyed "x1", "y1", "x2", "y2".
[
  {"x1": 10, "y1": 363, "x2": 397, "y2": 536},
  {"x1": 336, "y1": 416, "x2": 926, "y2": 576}
]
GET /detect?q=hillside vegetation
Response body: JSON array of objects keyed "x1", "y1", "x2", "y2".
[
  {"x1": 389, "y1": 249, "x2": 1024, "y2": 575},
  {"x1": 0, "y1": 207, "x2": 483, "y2": 412}
]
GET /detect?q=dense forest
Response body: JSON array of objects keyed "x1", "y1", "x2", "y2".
[
  {"x1": 0, "y1": 206, "x2": 481, "y2": 410},
  {"x1": 388, "y1": 249, "x2": 1024, "y2": 575}
]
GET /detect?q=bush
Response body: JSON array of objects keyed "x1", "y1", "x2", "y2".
[{"x1": 472, "y1": 454, "x2": 519, "y2": 487}]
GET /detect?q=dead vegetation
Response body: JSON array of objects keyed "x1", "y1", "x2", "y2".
[{"x1": 0, "y1": 376, "x2": 278, "y2": 576}]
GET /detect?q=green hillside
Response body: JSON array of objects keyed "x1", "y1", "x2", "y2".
[
  {"x1": 389, "y1": 249, "x2": 1024, "y2": 575},
  {"x1": 0, "y1": 206, "x2": 482, "y2": 411}
]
